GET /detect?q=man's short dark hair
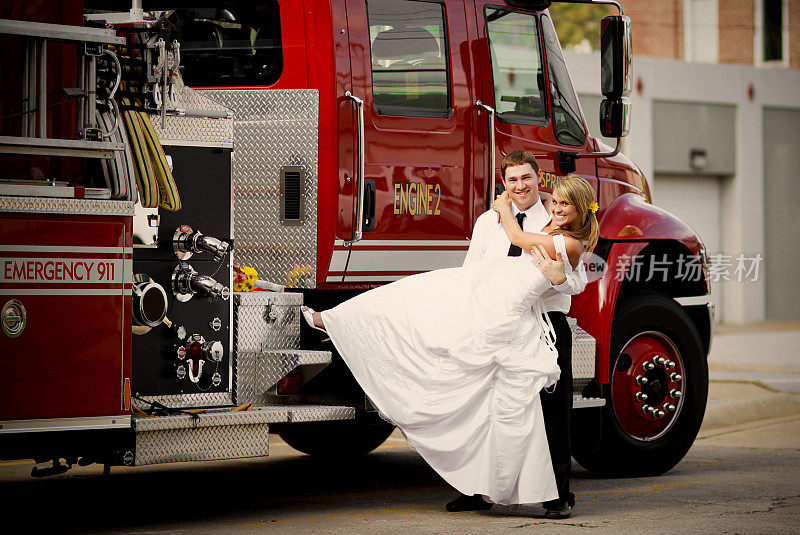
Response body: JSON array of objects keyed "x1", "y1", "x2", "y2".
[{"x1": 501, "y1": 150, "x2": 539, "y2": 179}]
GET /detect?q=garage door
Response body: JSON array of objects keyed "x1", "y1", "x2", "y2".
[
  {"x1": 764, "y1": 107, "x2": 800, "y2": 320},
  {"x1": 653, "y1": 174, "x2": 723, "y2": 322}
]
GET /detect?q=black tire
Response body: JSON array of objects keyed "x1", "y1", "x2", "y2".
[
  {"x1": 572, "y1": 292, "x2": 708, "y2": 476},
  {"x1": 275, "y1": 420, "x2": 395, "y2": 457}
]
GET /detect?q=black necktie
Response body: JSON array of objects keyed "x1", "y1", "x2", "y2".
[{"x1": 507, "y1": 212, "x2": 526, "y2": 257}]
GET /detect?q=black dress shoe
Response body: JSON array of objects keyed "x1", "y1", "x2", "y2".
[
  {"x1": 445, "y1": 494, "x2": 492, "y2": 512},
  {"x1": 533, "y1": 500, "x2": 573, "y2": 519}
]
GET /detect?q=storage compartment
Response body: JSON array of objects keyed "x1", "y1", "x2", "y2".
[{"x1": 233, "y1": 291, "x2": 302, "y2": 352}]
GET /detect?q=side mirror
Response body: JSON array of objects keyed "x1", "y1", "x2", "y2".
[
  {"x1": 599, "y1": 97, "x2": 631, "y2": 138},
  {"x1": 600, "y1": 15, "x2": 632, "y2": 99}
]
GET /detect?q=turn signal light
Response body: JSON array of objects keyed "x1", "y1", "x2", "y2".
[{"x1": 618, "y1": 225, "x2": 643, "y2": 237}]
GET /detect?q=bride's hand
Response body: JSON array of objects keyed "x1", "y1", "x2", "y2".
[
  {"x1": 531, "y1": 244, "x2": 566, "y2": 285},
  {"x1": 492, "y1": 191, "x2": 512, "y2": 216}
]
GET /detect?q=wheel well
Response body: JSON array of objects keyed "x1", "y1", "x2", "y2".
[{"x1": 616, "y1": 240, "x2": 711, "y2": 356}]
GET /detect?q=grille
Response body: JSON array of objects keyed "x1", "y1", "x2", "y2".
[{"x1": 280, "y1": 166, "x2": 304, "y2": 225}]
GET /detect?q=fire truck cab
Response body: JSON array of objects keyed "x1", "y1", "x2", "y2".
[{"x1": 0, "y1": 0, "x2": 711, "y2": 478}]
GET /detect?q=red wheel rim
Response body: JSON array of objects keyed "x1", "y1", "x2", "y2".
[{"x1": 611, "y1": 331, "x2": 686, "y2": 441}]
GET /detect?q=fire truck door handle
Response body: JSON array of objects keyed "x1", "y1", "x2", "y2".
[
  {"x1": 476, "y1": 101, "x2": 496, "y2": 211},
  {"x1": 344, "y1": 91, "x2": 365, "y2": 247}
]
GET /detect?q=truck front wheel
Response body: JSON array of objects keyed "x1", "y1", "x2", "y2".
[
  {"x1": 573, "y1": 292, "x2": 708, "y2": 476},
  {"x1": 274, "y1": 420, "x2": 395, "y2": 457}
]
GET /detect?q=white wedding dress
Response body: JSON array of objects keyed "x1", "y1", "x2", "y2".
[{"x1": 322, "y1": 235, "x2": 576, "y2": 505}]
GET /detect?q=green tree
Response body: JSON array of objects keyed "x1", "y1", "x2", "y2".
[{"x1": 548, "y1": 4, "x2": 614, "y2": 52}]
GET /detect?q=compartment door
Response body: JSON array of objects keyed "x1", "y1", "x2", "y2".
[
  {"x1": 0, "y1": 216, "x2": 131, "y2": 423},
  {"x1": 330, "y1": 0, "x2": 472, "y2": 284}
]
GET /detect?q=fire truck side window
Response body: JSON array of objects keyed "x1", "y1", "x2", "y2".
[
  {"x1": 367, "y1": 0, "x2": 451, "y2": 117},
  {"x1": 541, "y1": 15, "x2": 587, "y2": 147},
  {"x1": 86, "y1": 1, "x2": 283, "y2": 87},
  {"x1": 485, "y1": 8, "x2": 547, "y2": 126}
]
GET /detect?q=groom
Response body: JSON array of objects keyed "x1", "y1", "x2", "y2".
[{"x1": 447, "y1": 150, "x2": 585, "y2": 518}]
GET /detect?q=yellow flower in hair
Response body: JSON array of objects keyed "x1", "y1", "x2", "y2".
[{"x1": 589, "y1": 201, "x2": 599, "y2": 214}]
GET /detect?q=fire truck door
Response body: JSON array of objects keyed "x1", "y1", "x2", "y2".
[
  {"x1": 469, "y1": 2, "x2": 597, "y2": 190},
  {"x1": 331, "y1": 0, "x2": 472, "y2": 284}
]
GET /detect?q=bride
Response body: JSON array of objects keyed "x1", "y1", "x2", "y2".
[{"x1": 303, "y1": 175, "x2": 599, "y2": 506}]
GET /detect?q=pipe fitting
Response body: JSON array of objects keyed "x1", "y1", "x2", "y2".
[{"x1": 172, "y1": 263, "x2": 229, "y2": 302}]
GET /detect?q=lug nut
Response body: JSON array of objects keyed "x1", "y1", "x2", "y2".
[
  {"x1": 641, "y1": 404, "x2": 652, "y2": 414},
  {"x1": 655, "y1": 410, "x2": 666, "y2": 418},
  {"x1": 670, "y1": 372, "x2": 682, "y2": 382},
  {"x1": 665, "y1": 404, "x2": 676, "y2": 412},
  {"x1": 669, "y1": 389, "x2": 682, "y2": 399},
  {"x1": 666, "y1": 360, "x2": 676, "y2": 369},
  {"x1": 642, "y1": 362, "x2": 655, "y2": 371},
  {"x1": 635, "y1": 392, "x2": 648, "y2": 401},
  {"x1": 654, "y1": 356, "x2": 666, "y2": 365},
  {"x1": 635, "y1": 375, "x2": 648, "y2": 385}
]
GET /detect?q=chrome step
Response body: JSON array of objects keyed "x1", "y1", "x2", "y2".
[
  {"x1": 235, "y1": 349, "x2": 332, "y2": 406},
  {"x1": 573, "y1": 395, "x2": 606, "y2": 409},
  {"x1": 568, "y1": 316, "x2": 597, "y2": 391},
  {"x1": 132, "y1": 404, "x2": 354, "y2": 466}
]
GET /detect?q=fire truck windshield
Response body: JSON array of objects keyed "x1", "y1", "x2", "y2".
[{"x1": 541, "y1": 14, "x2": 587, "y2": 147}]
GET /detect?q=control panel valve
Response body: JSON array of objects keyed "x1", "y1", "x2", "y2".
[
  {"x1": 173, "y1": 226, "x2": 229, "y2": 260},
  {"x1": 172, "y1": 263, "x2": 229, "y2": 302}
]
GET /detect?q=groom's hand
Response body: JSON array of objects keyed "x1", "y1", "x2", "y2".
[{"x1": 531, "y1": 244, "x2": 567, "y2": 285}]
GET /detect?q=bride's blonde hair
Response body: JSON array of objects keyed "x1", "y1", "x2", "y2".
[{"x1": 550, "y1": 175, "x2": 599, "y2": 252}]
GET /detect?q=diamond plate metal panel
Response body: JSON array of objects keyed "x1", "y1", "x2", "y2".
[
  {"x1": 202, "y1": 89, "x2": 319, "y2": 288},
  {"x1": 0, "y1": 196, "x2": 134, "y2": 216},
  {"x1": 134, "y1": 408, "x2": 275, "y2": 431},
  {"x1": 132, "y1": 404, "x2": 355, "y2": 464},
  {"x1": 133, "y1": 409, "x2": 271, "y2": 465},
  {"x1": 151, "y1": 85, "x2": 234, "y2": 147},
  {"x1": 286, "y1": 405, "x2": 356, "y2": 423},
  {"x1": 568, "y1": 317, "x2": 597, "y2": 391},
  {"x1": 289, "y1": 405, "x2": 356, "y2": 422},
  {"x1": 134, "y1": 392, "x2": 233, "y2": 410},
  {"x1": 235, "y1": 349, "x2": 332, "y2": 406},
  {"x1": 250, "y1": 404, "x2": 355, "y2": 423},
  {"x1": 234, "y1": 291, "x2": 302, "y2": 352}
]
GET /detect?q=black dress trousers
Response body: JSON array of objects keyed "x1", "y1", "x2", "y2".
[{"x1": 542, "y1": 311, "x2": 574, "y2": 506}]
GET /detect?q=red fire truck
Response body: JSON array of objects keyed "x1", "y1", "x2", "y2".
[{"x1": 0, "y1": 0, "x2": 711, "y2": 478}]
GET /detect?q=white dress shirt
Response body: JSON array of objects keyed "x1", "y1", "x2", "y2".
[{"x1": 463, "y1": 198, "x2": 587, "y2": 313}]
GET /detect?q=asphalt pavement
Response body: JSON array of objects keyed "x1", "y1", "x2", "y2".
[
  {"x1": 1, "y1": 321, "x2": 797, "y2": 534},
  {"x1": 703, "y1": 320, "x2": 800, "y2": 431}
]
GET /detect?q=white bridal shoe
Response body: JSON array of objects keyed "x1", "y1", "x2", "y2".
[{"x1": 301, "y1": 306, "x2": 327, "y2": 334}]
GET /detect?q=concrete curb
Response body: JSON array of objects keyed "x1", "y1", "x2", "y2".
[{"x1": 701, "y1": 380, "x2": 800, "y2": 430}]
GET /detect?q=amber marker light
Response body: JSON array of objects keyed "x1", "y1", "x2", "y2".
[
  {"x1": 123, "y1": 378, "x2": 131, "y2": 411},
  {"x1": 618, "y1": 225, "x2": 644, "y2": 237}
]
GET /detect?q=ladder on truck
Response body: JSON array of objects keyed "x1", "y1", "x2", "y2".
[{"x1": 0, "y1": 19, "x2": 124, "y2": 164}]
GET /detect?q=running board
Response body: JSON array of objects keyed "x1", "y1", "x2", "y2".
[
  {"x1": 573, "y1": 395, "x2": 606, "y2": 409},
  {"x1": 132, "y1": 404, "x2": 355, "y2": 466}
]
